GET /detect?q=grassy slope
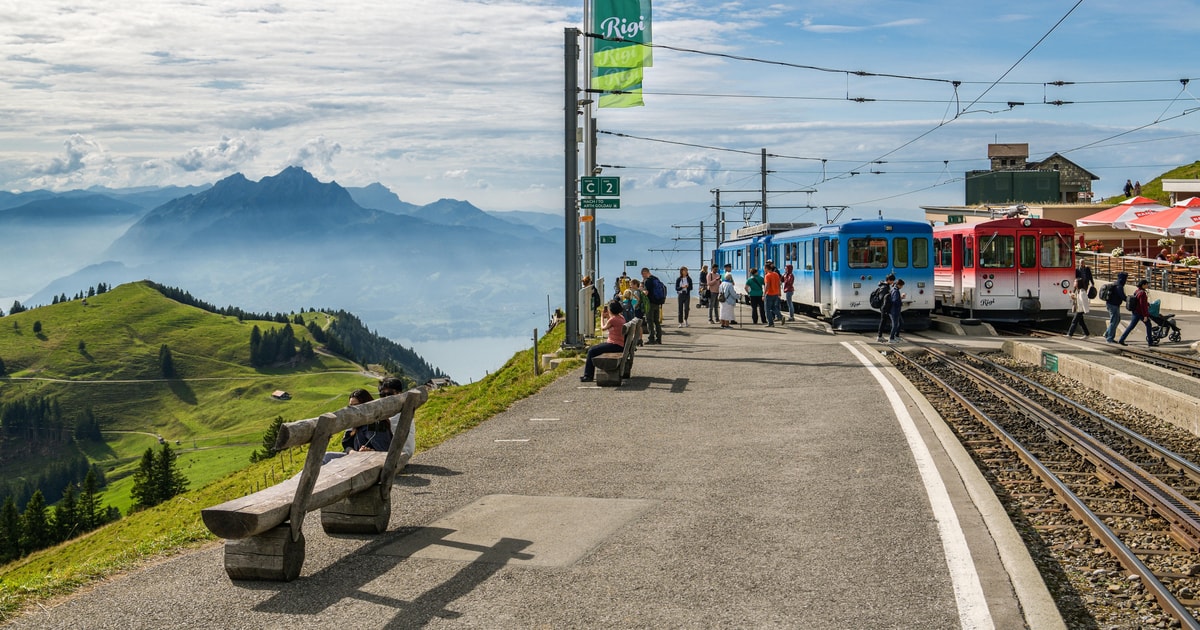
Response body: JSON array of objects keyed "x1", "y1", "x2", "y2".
[
  {"x1": 0, "y1": 282, "x2": 376, "y2": 511},
  {"x1": 1099, "y1": 160, "x2": 1200, "y2": 205},
  {"x1": 0, "y1": 322, "x2": 578, "y2": 620}
]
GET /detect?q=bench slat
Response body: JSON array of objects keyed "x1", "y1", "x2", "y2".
[{"x1": 202, "y1": 452, "x2": 387, "y2": 539}]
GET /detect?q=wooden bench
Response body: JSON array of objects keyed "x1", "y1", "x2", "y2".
[
  {"x1": 201, "y1": 387, "x2": 427, "y2": 581},
  {"x1": 591, "y1": 318, "x2": 641, "y2": 387}
]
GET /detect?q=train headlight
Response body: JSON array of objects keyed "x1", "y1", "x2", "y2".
[
  {"x1": 1060, "y1": 279, "x2": 1070, "y2": 289},
  {"x1": 984, "y1": 280, "x2": 994, "y2": 289},
  {"x1": 1022, "y1": 218, "x2": 1032, "y2": 227}
]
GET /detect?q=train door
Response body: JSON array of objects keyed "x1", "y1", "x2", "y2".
[
  {"x1": 1016, "y1": 230, "x2": 1041, "y2": 297},
  {"x1": 817, "y1": 237, "x2": 836, "y2": 306}
]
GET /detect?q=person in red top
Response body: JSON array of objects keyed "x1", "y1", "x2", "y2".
[
  {"x1": 580, "y1": 301, "x2": 626, "y2": 382},
  {"x1": 1117, "y1": 279, "x2": 1156, "y2": 346},
  {"x1": 782, "y1": 263, "x2": 796, "y2": 321},
  {"x1": 763, "y1": 261, "x2": 783, "y2": 327}
]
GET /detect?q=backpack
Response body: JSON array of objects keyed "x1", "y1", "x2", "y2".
[
  {"x1": 1126, "y1": 294, "x2": 1138, "y2": 311},
  {"x1": 1098, "y1": 282, "x2": 1113, "y2": 301},
  {"x1": 869, "y1": 284, "x2": 889, "y2": 310},
  {"x1": 646, "y1": 276, "x2": 667, "y2": 305}
]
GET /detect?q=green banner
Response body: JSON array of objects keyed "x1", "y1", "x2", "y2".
[{"x1": 592, "y1": 0, "x2": 651, "y2": 108}]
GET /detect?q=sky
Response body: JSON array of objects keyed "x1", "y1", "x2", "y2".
[{"x1": 2, "y1": 0, "x2": 1199, "y2": 228}]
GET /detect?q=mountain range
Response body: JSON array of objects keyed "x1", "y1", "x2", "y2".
[{"x1": 1, "y1": 168, "x2": 672, "y2": 376}]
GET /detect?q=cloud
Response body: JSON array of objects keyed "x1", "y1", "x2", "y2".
[
  {"x1": 797, "y1": 16, "x2": 925, "y2": 33},
  {"x1": 31, "y1": 134, "x2": 106, "y2": 176},
  {"x1": 171, "y1": 136, "x2": 259, "y2": 172},
  {"x1": 286, "y1": 136, "x2": 341, "y2": 175},
  {"x1": 646, "y1": 154, "x2": 724, "y2": 189}
]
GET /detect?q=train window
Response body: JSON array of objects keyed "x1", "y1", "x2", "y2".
[
  {"x1": 963, "y1": 237, "x2": 973, "y2": 269},
  {"x1": 847, "y1": 237, "x2": 887, "y2": 268},
  {"x1": 892, "y1": 237, "x2": 909, "y2": 268},
  {"x1": 828, "y1": 238, "x2": 839, "y2": 271},
  {"x1": 1019, "y1": 235, "x2": 1037, "y2": 268},
  {"x1": 913, "y1": 238, "x2": 929, "y2": 268},
  {"x1": 979, "y1": 234, "x2": 1014, "y2": 268},
  {"x1": 736, "y1": 249, "x2": 744, "y2": 269},
  {"x1": 936, "y1": 237, "x2": 953, "y2": 267},
  {"x1": 1040, "y1": 235, "x2": 1073, "y2": 268}
]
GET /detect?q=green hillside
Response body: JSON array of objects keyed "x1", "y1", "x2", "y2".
[
  {"x1": 0, "y1": 281, "x2": 380, "y2": 512},
  {"x1": 0, "y1": 320, "x2": 578, "y2": 621},
  {"x1": 1100, "y1": 160, "x2": 1200, "y2": 204}
]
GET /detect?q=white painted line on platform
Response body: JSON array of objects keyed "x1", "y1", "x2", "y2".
[
  {"x1": 494, "y1": 439, "x2": 530, "y2": 443},
  {"x1": 843, "y1": 341, "x2": 995, "y2": 630},
  {"x1": 529, "y1": 418, "x2": 560, "y2": 422}
]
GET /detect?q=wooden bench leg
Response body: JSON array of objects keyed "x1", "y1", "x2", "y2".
[
  {"x1": 595, "y1": 368, "x2": 621, "y2": 386},
  {"x1": 321, "y1": 490, "x2": 391, "y2": 535},
  {"x1": 223, "y1": 524, "x2": 305, "y2": 581}
]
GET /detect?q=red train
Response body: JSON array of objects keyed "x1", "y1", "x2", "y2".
[{"x1": 933, "y1": 217, "x2": 1075, "y2": 321}]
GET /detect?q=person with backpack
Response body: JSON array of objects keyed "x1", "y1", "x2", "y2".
[
  {"x1": 745, "y1": 267, "x2": 766, "y2": 324},
  {"x1": 1117, "y1": 279, "x2": 1156, "y2": 346},
  {"x1": 782, "y1": 263, "x2": 796, "y2": 321},
  {"x1": 641, "y1": 267, "x2": 667, "y2": 344},
  {"x1": 1102, "y1": 272, "x2": 1128, "y2": 343},
  {"x1": 1065, "y1": 278, "x2": 1091, "y2": 339},
  {"x1": 705, "y1": 265, "x2": 721, "y2": 324},
  {"x1": 762, "y1": 261, "x2": 782, "y2": 327},
  {"x1": 874, "y1": 274, "x2": 895, "y2": 343},
  {"x1": 887, "y1": 278, "x2": 906, "y2": 344}
]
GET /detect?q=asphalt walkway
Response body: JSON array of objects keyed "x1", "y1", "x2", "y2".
[{"x1": 4, "y1": 309, "x2": 1057, "y2": 629}]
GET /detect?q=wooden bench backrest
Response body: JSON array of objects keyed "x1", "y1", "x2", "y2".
[
  {"x1": 619, "y1": 318, "x2": 640, "y2": 369},
  {"x1": 274, "y1": 387, "x2": 428, "y2": 540}
]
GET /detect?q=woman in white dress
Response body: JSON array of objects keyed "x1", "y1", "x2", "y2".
[{"x1": 718, "y1": 273, "x2": 737, "y2": 328}]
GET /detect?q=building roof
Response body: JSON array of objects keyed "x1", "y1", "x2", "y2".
[
  {"x1": 1030, "y1": 152, "x2": 1099, "y2": 180},
  {"x1": 987, "y1": 143, "x2": 1029, "y2": 158}
]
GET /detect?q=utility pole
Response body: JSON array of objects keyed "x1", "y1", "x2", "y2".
[
  {"x1": 761, "y1": 148, "x2": 768, "y2": 225},
  {"x1": 580, "y1": 0, "x2": 597, "y2": 285},
  {"x1": 711, "y1": 188, "x2": 722, "y2": 247},
  {"x1": 563, "y1": 28, "x2": 583, "y2": 349}
]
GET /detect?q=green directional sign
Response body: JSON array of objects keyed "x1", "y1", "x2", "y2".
[
  {"x1": 581, "y1": 198, "x2": 620, "y2": 209},
  {"x1": 624, "y1": 260, "x2": 637, "y2": 267},
  {"x1": 580, "y1": 176, "x2": 620, "y2": 196},
  {"x1": 599, "y1": 235, "x2": 617, "y2": 244}
]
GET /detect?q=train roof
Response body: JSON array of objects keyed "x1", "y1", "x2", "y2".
[
  {"x1": 717, "y1": 218, "x2": 932, "y2": 247},
  {"x1": 933, "y1": 217, "x2": 1073, "y2": 234}
]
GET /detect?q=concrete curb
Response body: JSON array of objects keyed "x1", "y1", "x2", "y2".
[{"x1": 865, "y1": 342, "x2": 1068, "y2": 630}]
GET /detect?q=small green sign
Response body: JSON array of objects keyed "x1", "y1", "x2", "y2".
[
  {"x1": 580, "y1": 176, "x2": 621, "y2": 196},
  {"x1": 599, "y1": 235, "x2": 616, "y2": 244},
  {"x1": 624, "y1": 260, "x2": 637, "y2": 267},
  {"x1": 581, "y1": 198, "x2": 620, "y2": 209},
  {"x1": 1041, "y1": 351, "x2": 1059, "y2": 373},
  {"x1": 946, "y1": 215, "x2": 965, "y2": 224}
]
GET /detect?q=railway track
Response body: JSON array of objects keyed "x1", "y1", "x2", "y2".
[
  {"x1": 892, "y1": 345, "x2": 1200, "y2": 629},
  {"x1": 1119, "y1": 347, "x2": 1200, "y2": 380}
]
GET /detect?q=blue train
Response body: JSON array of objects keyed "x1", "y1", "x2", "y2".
[{"x1": 712, "y1": 219, "x2": 935, "y2": 331}]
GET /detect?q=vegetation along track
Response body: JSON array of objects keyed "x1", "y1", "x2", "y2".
[{"x1": 891, "y1": 345, "x2": 1200, "y2": 629}]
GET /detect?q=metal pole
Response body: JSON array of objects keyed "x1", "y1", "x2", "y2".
[
  {"x1": 712, "y1": 188, "x2": 722, "y2": 247},
  {"x1": 761, "y1": 148, "x2": 768, "y2": 226},
  {"x1": 581, "y1": 0, "x2": 597, "y2": 285},
  {"x1": 563, "y1": 28, "x2": 583, "y2": 349}
]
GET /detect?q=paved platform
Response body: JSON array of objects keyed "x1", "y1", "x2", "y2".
[{"x1": 5, "y1": 309, "x2": 1062, "y2": 629}]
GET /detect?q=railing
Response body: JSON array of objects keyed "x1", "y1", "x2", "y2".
[{"x1": 1077, "y1": 251, "x2": 1200, "y2": 298}]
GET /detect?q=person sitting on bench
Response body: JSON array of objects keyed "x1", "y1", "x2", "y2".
[
  {"x1": 580, "y1": 301, "x2": 625, "y2": 383},
  {"x1": 322, "y1": 388, "x2": 392, "y2": 464}
]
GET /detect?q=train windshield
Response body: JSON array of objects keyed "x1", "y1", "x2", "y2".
[
  {"x1": 848, "y1": 237, "x2": 888, "y2": 268},
  {"x1": 979, "y1": 234, "x2": 1014, "y2": 268},
  {"x1": 1040, "y1": 234, "x2": 1073, "y2": 268}
]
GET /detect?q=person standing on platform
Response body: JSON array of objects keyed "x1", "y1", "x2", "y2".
[
  {"x1": 745, "y1": 267, "x2": 765, "y2": 324},
  {"x1": 1065, "y1": 278, "x2": 1091, "y2": 339},
  {"x1": 1117, "y1": 279, "x2": 1156, "y2": 346},
  {"x1": 641, "y1": 267, "x2": 667, "y2": 344},
  {"x1": 782, "y1": 263, "x2": 796, "y2": 321},
  {"x1": 718, "y1": 273, "x2": 737, "y2": 329},
  {"x1": 876, "y1": 274, "x2": 895, "y2": 343},
  {"x1": 706, "y1": 264, "x2": 721, "y2": 323},
  {"x1": 674, "y1": 266, "x2": 693, "y2": 327},
  {"x1": 762, "y1": 262, "x2": 782, "y2": 327},
  {"x1": 887, "y1": 279, "x2": 906, "y2": 344},
  {"x1": 1075, "y1": 259, "x2": 1094, "y2": 297},
  {"x1": 1123, "y1": 179, "x2": 1134, "y2": 197},
  {"x1": 1102, "y1": 272, "x2": 1128, "y2": 343}
]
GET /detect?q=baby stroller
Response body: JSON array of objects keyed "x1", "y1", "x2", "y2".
[{"x1": 1148, "y1": 300, "x2": 1183, "y2": 343}]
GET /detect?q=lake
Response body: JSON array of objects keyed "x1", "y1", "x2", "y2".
[{"x1": 400, "y1": 334, "x2": 540, "y2": 384}]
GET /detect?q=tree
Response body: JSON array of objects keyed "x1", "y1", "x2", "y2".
[
  {"x1": 154, "y1": 442, "x2": 188, "y2": 501},
  {"x1": 32, "y1": 321, "x2": 42, "y2": 334},
  {"x1": 78, "y1": 339, "x2": 86, "y2": 353},
  {"x1": 9, "y1": 301, "x2": 25, "y2": 315},
  {"x1": 159, "y1": 344, "x2": 175, "y2": 378},
  {"x1": 19, "y1": 490, "x2": 50, "y2": 552},
  {"x1": 78, "y1": 468, "x2": 102, "y2": 529},
  {"x1": 53, "y1": 484, "x2": 79, "y2": 542},
  {"x1": 0, "y1": 495, "x2": 20, "y2": 562},
  {"x1": 249, "y1": 416, "x2": 285, "y2": 463},
  {"x1": 129, "y1": 448, "x2": 158, "y2": 510},
  {"x1": 0, "y1": 356, "x2": 6, "y2": 377}
]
